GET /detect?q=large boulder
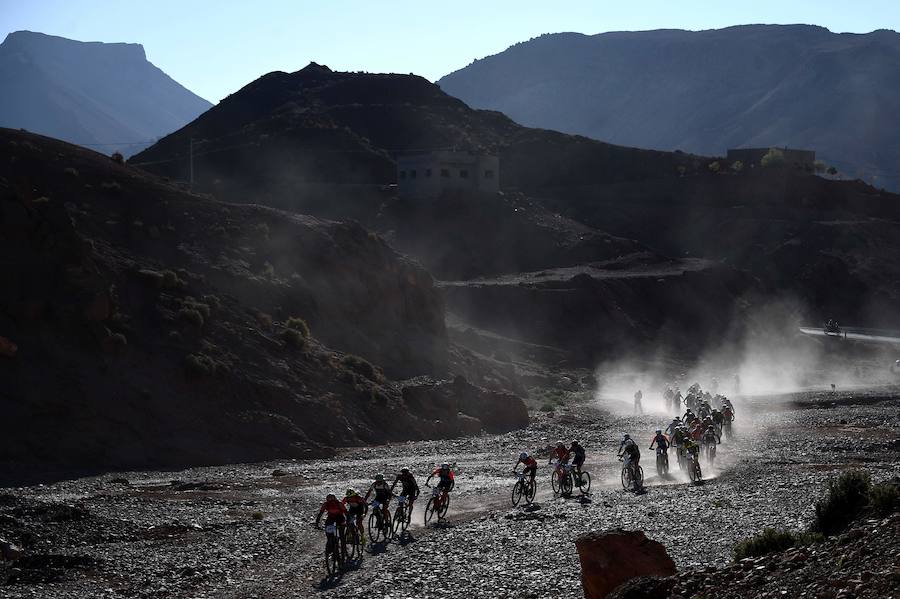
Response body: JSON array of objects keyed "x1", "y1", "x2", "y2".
[{"x1": 575, "y1": 529, "x2": 677, "y2": 599}]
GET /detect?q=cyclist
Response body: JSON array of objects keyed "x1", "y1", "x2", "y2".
[
  {"x1": 364, "y1": 473, "x2": 392, "y2": 525},
  {"x1": 315, "y1": 493, "x2": 347, "y2": 530},
  {"x1": 665, "y1": 417, "x2": 681, "y2": 437},
  {"x1": 513, "y1": 451, "x2": 538, "y2": 484},
  {"x1": 391, "y1": 467, "x2": 420, "y2": 516},
  {"x1": 570, "y1": 440, "x2": 587, "y2": 485},
  {"x1": 683, "y1": 436, "x2": 700, "y2": 466},
  {"x1": 634, "y1": 389, "x2": 643, "y2": 414},
  {"x1": 425, "y1": 462, "x2": 455, "y2": 498},
  {"x1": 549, "y1": 441, "x2": 570, "y2": 472},
  {"x1": 617, "y1": 434, "x2": 641, "y2": 481},
  {"x1": 682, "y1": 408, "x2": 696, "y2": 423},
  {"x1": 342, "y1": 488, "x2": 367, "y2": 544},
  {"x1": 711, "y1": 409, "x2": 724, "y2": 439},
  {"x1": 649, "y1": 428, "x2": 669, "y2": 453},
  {"x1": 702, "y1": 425, "x2": 718, "y2": 449}
]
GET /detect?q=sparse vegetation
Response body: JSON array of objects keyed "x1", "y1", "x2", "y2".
[
  {"x1": 251, "y1": 511, "x2": 264, "y2": 521},
  {"x1": 285, "y1": 317, "x2": 310, "y2": 337},
  {"x1": 64, "y1": 167, "x2": 79, "y2": 178},
  {"x1": 32, "y1": 196, "x2": 50, "y2": 203},
  {"x1": 707, "y1": 161, "x2": 720, "y2": 173},
  {"x1": 870, "y1": 479, "x2": 900, "y2": 516},
  {"x1": 730, "y1": 160, "x2": 743, "y2": 173},
  {"x1": 341, "y1": 354, "x2": 381, "y2": 382},
  {"x1": 813, "y1": 470, "x2": 871, "y2": 536},
  {"x1": 177, "y1": 307, "x2": 204, "y2": 328},
  {"x1": 760, "y1": 148, "x2": 785, "y2": 168},
  {"x1": 676, "y1": 165, "x2": 687, "y2": 177},
  {"x1": 539, "y1": 402, "x2": 555, "y2": 413},
  {"x1": 256, "y1": 312, "x2": 273, "y2": 328},
  {"x1": 184, "y1": 353, "x2": 216, "y2": 376},
  {"x1": 161, "y1": 270, "x2": 185, "y2": 290},
  {"x1": 826, "y1": 166, "x2": 838, "y2": 176},
  {"x1": 101, "y1": 180, "x2": 122, "y2": 191},
  {"x1": 281, "y1": 328, "x2": 306, "y2": 348},
  {"x1": 734, "y1": 528, "x2": 822, "y2": 560}
]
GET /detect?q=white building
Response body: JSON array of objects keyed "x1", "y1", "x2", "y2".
[{"x1": 396, "y1": 150, "x2": 499, "y2": 198}]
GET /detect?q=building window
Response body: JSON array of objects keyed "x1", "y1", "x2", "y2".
[
  {"x1": 440, "y1": 168, "x2": 450, "y2": 178},
  {"x1": 459, "y1": 169, "x2": 469, "y2": 179},
  {"x1": 425, "y1": 168, "x2": 432, "y2": 178},
  {"x1": 484, "y1": 169, "x2": 495, "y2": 179},
  {"x1": 399, "y1": 170, "x2": 406, "y2": 179}
]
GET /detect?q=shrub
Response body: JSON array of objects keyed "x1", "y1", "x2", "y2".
[
  {"x1": 64, "y1": 167, "x2": 79, "y2": 178},
  {"x1": 161, "y1": 270, "x2": 184, "y2": 290},
  {"x1": 734, "y1": 528, "x2": 823, "y2": 560},
  {"x1": 181, "y1": 297, "x2": 210, "y2": 319},
  {"x1": 184, "y1": 353, "x2": 216, "y2": 376},
  {"x1": 730, "y1": 160, "x2": 743, "y2": 173},
  {"x1": 539, "y1": 402, "x2": 555, "y2": 413},
  {"x1": 256, "y1": 312, "x2": 273, "y2": 328},
  {"x1": 826, "y1": 166, "x2": 838, "y2": 176},
  {"x1": 342, "y1": 354, "x2": 381, "y2": 382},
  {"x1": 281, "y1": 328, "x2": 306, "y2": 348},
  {"x1": 760, "y1": 148, "x2": 785, "y2": 168},
  {"x1": 285, "y1": 317, "x2": 310, "y2": 337},
  {"x1": 708, "y1": 161, "x2": 721, "y2": 173},
  {"x1": 101, "y1": 180, "x2": 122, "y2": 191},
  {"x1": 813, "y1": 470, "x2": 871, "y2": 535},
  {"x1": 262, "y1": 262, "x2": 275, "y2": 278},
  {"x1": 201, "y1": 295, "x2": 221, "y2": 310},
  {"x1": 676, "y1": 165, "x2": 687, "y2": 177},
  {"x1": 111, "y1": 151, "x2": 124, "y2": 164},
  {"x1": 870, "y1": 480, "x2": 900, "y2": 516},
  {"x1": 813, "y1": 160, "x2": 827, "y2": 173},
  {"x1": 177, "y1": 308, "x2": 204, "y2": 328},
  {"x1": 251, "y1": 511, "x2": 264, "y2": 521}
]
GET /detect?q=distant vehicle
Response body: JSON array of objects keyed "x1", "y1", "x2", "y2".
[{"x1": 824, "y1": 319, "x2": 842, "y2": 336}]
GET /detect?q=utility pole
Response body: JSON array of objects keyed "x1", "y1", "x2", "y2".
[{"x1": 189, "y1": 137, "x2": 194, "y2": 188}]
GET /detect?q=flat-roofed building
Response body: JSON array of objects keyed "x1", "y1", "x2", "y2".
[{"x1": 397, "y1": 150, "x2": 499, "y2": 198}]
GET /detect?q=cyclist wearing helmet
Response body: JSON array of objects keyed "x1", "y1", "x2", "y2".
[
  {"x1": 649, "y1": 429, "x2": 669, "y2": 452},
  {"x1": 364, "y1": 474, "x2": 393, "y2": 524},
  {"x1": 315, "y1": 493, "x2": 347, "y2": 529},
  {"x1": 702, "y1": 425, "x2": 718, "y2": 447},
  {"x1": 550, "y1": 441, "x2": 570, "y2": 465},
  {"x1": 513, "y1": 451, "x2": 538, "y2": 483},
  {"x1": 426, "y1": 463, "x2": 455, "y2": 494},
  {"x1": 342, "y1": 488, "x2": 367, "y2": 543},
  {"x1": 569, "y1": 441, "x2": 586, "y2": 484},
  {"x1": 617, "y1": 434, "x2": 640, "y2": 473},
  {"x1": 665, "y1": 418, "x2": 680, "y2": 438},
  {"x1": 391, "y1": 467, "x2": 420, "y2": 514}
]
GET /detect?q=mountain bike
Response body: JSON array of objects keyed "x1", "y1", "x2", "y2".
[
  {"x1": 620, "y1": 457, "x2": 643, "y2": 491},
  {"x1": 687, "y1": 451, "x2": 703, "y2": 482},
  {"x1": 391, "y1": 494, "x2": 413, "y2": 538},
  {"x1": 702, "y1": 438, "x2": 716, "y2": 465},
  {"x1": 550, "y1": 460, "x2": 575, "y2": 496},
  {"x1": 367, "y1": 499, "x2": 391, "y2": 544},
  {"x1": 674, "y1": 444, "x2": 686, "y2": 471},
  {"x1": 655, "y1": 447, "x2": 669, "y2": 476},
  {"x1": 344, "y1": 517, "x2": 363, "y2": 561},
  {"x1": 511, "y1": 471, "x2": 536, "y2": 506},
  {"x1": 321, "y1": 522, "x2": 345, "y2": 576},
  {"x1": 424, "y1": 484, "x2": 450, "y2": 524}
]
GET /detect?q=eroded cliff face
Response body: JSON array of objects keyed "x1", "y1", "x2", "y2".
[{"x1": 0, "y1": 128, "x2": 525, "y2": 484}]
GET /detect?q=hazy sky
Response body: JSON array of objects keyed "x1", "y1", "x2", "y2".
[{"x1": 2, "y1": 0, "x2": 898, "y2": 103}]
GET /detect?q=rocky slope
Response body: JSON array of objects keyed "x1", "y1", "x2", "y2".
[
  {"x1": 0, "y1": 31, "x2": 211, "y2": 156},
  {"x1": 0, "y1": 128, "x2": 527, "y2": 484},
  {"x1": 438, "y1": 25, "x2": 900, "y2": 190}
]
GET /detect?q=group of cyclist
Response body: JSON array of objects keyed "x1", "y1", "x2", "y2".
[{"x1": 314, "y1": 463, "x2": 455, "y2": 544}]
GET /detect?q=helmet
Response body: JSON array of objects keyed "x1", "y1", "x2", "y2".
[
  {"x1": 326, "y1": 493, "x2": 337, "y2": 501},
  {"x1": 622, "y1": 433, "x2": 631, "y2": 440},
  {"x1": 655, "y1": 429, "x2": 662, "y2": 434},
  {"x1": 400, "y1": 467, "x2": 410, "y2": 473},
  {"x1": 707, "y1": 425, "x2": 715, "y2": 431},
  {"x1": 571, "y1": 440, "x2": 580, "y2": 446},
  {"x1": 519, "y1": 451, "x2": 529, "y2": 460},
  {"x1": 345, "y1": 488, "x2": 357, "y2": 497},
  {"x1": 375, "y1": 473, "x2": 384, "y2": 481},
  {"x1": 672, "y1": 418, "x2": 679, "y2": 422},
  {"x1": 556, "y1": 441, "x2": 565, "y2": 448},
  {"x1": 441, "y1": 462, "x2": 450, "y2": 469}
]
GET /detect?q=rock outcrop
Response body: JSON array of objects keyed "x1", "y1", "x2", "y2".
[{"x1": 575, "y1": 530, "x2": 677, "y2": 599}]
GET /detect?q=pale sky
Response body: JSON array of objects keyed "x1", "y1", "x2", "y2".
[{"x1": 2, "y1": 0, "x2": 898, "y2": 103}]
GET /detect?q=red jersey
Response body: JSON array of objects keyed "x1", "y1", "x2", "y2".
[
  {"x1": 690, "y1": 426, "x2": 703, "y2": 441},
  {"x1": 342, "y1": 495, "x2": 366, "y2": 509},
  {"x1": 319, "y1": 498, "x2": 346, "y2": 516},
  {"x1": 517, "y1": 456, "x2": 537, "y2": 468},
  {"x1": 552, "y1": 447, "x2": 570, "y2": 462},
  {"x1": 431, "y1": 468, "x2": 455, "y2": 484}
]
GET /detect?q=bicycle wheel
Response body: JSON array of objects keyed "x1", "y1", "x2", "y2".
[
  {"x1": 392, "y1": 507, "x2": 405, "y2": 537},
  {"x1": 325, "y1": 537, "x2": 340, "y2": 576},
  {"x1": 621, "y1": 467, "x2": 629, "y2": 490},
  {"x1": 695, "y1": 461, "x2": 703, "y2": 481},
  {"x1": 368, "y1": 511, "x2": 383, "y2": 543},
  {"x1": 560, "y1": 472, "x2": 573, "y2": 496},
  {"x1": 511, "y1": 481, "x2": 523, "y2": 506},
  {"x1": 439, "y1": 493, "x2": 450, "y2": 518},
  {"x1": 424, "y1": 498, "x2": 436, "y2": 525},
  {"x1": 346, "y1": 526, "x2": 361, "y2": 560},
  {"x1": 579, "y1": 471, "x2": 591, "y2": 494},
  {"x1": 656, "y1": 455, "x2": 664, "y2": 477},
  {"x1": 634, "y1": 466, "x2": 644, "y2": 488},
  {"x1": 525, "y1": 478, "x2": 536, "y2": 503},
  {"x1": 551, "y1": 469, "x2": 561, "y2": 495}
]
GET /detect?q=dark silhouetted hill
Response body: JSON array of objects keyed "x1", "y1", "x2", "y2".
[
  {"x1": 0, "y1": 31, "x2": 211, "y2": 157},
  {"x1": 438, "y1": 25, "x2": 900, "y2": 190}
]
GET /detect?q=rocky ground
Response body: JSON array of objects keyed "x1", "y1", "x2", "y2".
[{"x1": 1, "y1": 384, "x2": 899, "y2": 598}]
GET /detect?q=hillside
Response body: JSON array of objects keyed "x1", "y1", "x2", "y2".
[
  {"x1": 438, "y1": 25, "x2": 900, "y2": 190},
  {"x1": 0, "y1": 31, "x2": 211, "y2": 157},
  {"x1": 0, "y1": 129, "x2": 528, "y2": 484}
]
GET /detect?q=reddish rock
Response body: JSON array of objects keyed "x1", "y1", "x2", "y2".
[{"x1": 576, "y1": 529, "x2": 677, "y2": 599}]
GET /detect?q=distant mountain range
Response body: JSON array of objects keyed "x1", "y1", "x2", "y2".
[
  {"x1": 438, "y1": 24, "x2": 900, "y2": 190},
  {"x1": 0, "y1": 31, "x2": 211, "y2": 156}
]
